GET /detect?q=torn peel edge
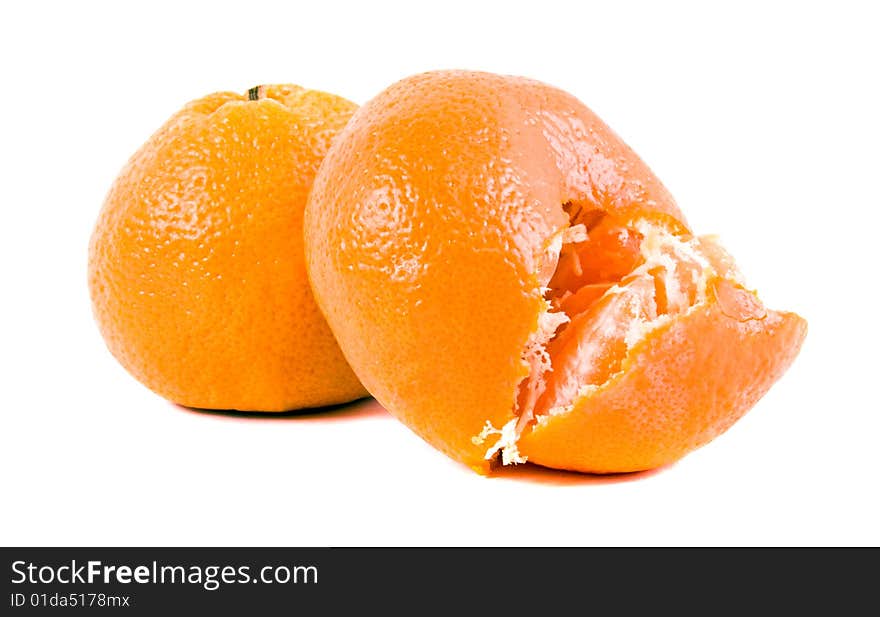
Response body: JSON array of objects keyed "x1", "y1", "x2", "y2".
[
  {"x1": 472, "y1": 419, "x2": 527, "y2": 465},
  {"x1": 474, "y1": 215, "x2": 765, "y2": 467},
  {"x1": 470, "y1": 224, "x2": 591, "y2": 467}
]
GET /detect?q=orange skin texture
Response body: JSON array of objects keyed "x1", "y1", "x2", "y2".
[
  {"x1": 306, "y1": 70, "x2": 806, "y2": 473},
  {"x1": 90, "y1": 85, "x2": 367, "y2": 411}
]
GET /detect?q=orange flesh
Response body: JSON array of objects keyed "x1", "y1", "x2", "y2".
[{"x1": 510, "y1": 210, "x2": 757, "y2": 453}]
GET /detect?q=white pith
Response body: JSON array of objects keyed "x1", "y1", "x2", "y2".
[{"x1": 474, "y1": 218, "x2": 742, "y2": 465}]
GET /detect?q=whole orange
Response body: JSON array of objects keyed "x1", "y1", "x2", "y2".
[
  {"x1": 89, "y1": 84, "x2": 367, "y2": 411},
  {"x1": 305, "y1": 70, "x2": 806, "y2": 473}
]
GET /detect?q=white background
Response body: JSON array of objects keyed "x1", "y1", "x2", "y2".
[{"x1": 1, "y1": 1, "x2": 877, "y2": 546}]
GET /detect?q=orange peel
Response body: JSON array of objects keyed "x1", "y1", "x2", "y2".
[{"x1": 305, "y1": 69, "x2": 807, "y2": 473}]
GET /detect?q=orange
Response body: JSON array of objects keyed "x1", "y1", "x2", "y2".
[
  {"x1": 89, "y1": 84, "x2": 367, "y2": 411},
  {"x1": 305, "y1": 70, "x2": 806, "y2": 473}
]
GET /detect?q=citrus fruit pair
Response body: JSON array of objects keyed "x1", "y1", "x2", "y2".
[{"x1": 89, "y1": 71, "x2": 806, "y2": 474}]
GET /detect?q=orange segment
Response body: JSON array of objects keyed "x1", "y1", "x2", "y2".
[{"x1": 509, "y1": 224, "x2": 806, "y2": 472}]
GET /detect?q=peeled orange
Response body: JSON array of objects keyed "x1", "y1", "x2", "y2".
[{"x1": 305, "y1": 70, "x2": 806, "y2": 473}]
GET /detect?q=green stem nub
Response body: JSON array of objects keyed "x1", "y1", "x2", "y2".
[{"x1": 247, "y1": 86, "x2": 263, "y2": 101}]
